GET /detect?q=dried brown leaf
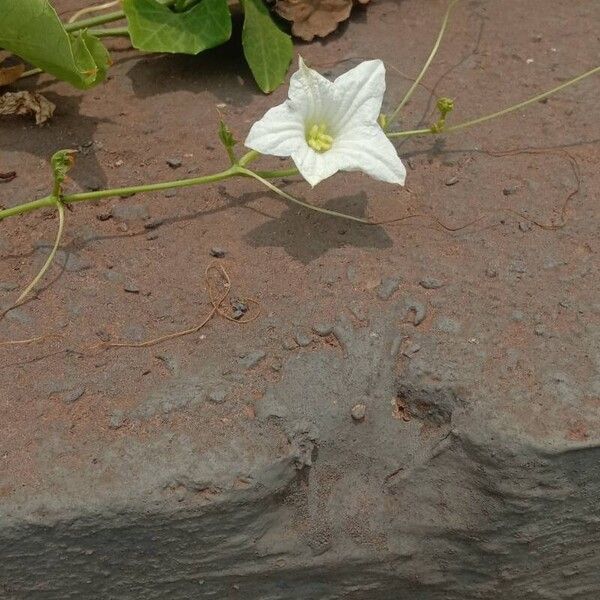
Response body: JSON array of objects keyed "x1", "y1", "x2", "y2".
[
  {"x1": 0, "y1": 64, "x2": 25, "y2": 86},
  {"x1": 0, "y1": 91, "x2": 56, "y2": 125},
  {"x1": 274, "y1": 0, "x2": 371, "y2": 42}
]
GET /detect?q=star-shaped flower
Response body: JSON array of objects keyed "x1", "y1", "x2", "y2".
[{"x1": 245, "y1": 58, "x2": 406, "y2": 187}]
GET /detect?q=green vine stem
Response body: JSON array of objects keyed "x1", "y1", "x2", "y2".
[
  {"x1": 386, "y1": 0, "x2": 459, "y2": 129},
  {"x1": 88, "y1": 27, "x2": 131, "y2": 38},
  {"x1": 63, "y1": 9, "x2": 126, "y2": 32},
  {"x1": 388, "y1": 64, "x2": 600, "y2": 139},
  {"x1": 0, "y1": 163, "x2": 299, "y2": 222}
]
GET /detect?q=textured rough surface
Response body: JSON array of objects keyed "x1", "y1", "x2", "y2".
[{"x1": 1, "y1": 0, "x2": 600, "y2": 598}]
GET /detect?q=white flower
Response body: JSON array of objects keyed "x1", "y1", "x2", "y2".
[{"x1": 245, "y1": 57, "x2": 406, "y2": 187}]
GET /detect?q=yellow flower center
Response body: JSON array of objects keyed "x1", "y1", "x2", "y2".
[{"x1": 307, "y1": 123, "x2": 334, "y2": 153}]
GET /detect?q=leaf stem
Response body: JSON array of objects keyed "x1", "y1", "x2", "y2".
[
  {"x1": 88, "y1": 26, "x2": 131, "y2": 37},
  {"x1": 386, "y1": 0, "x2": 460, "y2": 129},
  {"x1": 387, "y1": 64, "x2": 600, "y2": 139},
  {"x1": 64, "y1": 10, "x2": 126, "y2": 32}
]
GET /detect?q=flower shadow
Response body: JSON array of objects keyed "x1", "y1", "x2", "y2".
[{"x1": 244, "y1": 191, "x2": 392, "y2": 264}]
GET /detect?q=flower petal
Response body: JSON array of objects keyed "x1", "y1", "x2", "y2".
[
  {"x1": 331, "y1": 59, "x2": 386, "y2": 130},
  {"x1": 330, "y1": 125, "x2": 406, "y2": 185},
  {"x1": 291, "y1": 143, "x2": 343, "y2": 187},
  {"x1": 245, "y1": 101, "x2": 305, "y2": 157},
  {"x1": 288, "y1": 56, "x2": 337, "y2": 124}
]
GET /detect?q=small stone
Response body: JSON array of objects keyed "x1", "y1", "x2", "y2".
[
  {"x1": 377, "y1": 277, "x2": 401, "y2": 300},
  {"x1": 96, "y1": 211, "x2": 112, "y2": 221},
  {"x1": 518, "y1": 221, "x2": 532, "y2": 232},
  {"x1": 123, "y1": 281, "x2": 140, "y2": 293},
  {"x1": 209, "y1": 247, "x2": 226, "y2": 258},
  {"x1": 282, "y1": 337, "x2": 297, "y2": 350},
  {"x1": 295, "y1": 332, "x2": 312, "y2": 347},
  {"x1": 403, "y1": 298, "x2": 427, "y2": 326},
  {"x1": 419, "y1": 277, "x2": 444, "y2": 290},
  {"x1": 164, "y1": 190, "x2": 177, "y2": 198},
  {"x1": 96, "y1": 329, "x2": 111, "y2": 343},
  {"x1": 146, "y1": 232, "x2": 159, "y2": 241},
  {"x1": 241, "y1": 350, "x2": 266, "y2": 369},
  {"x1": 485, "y1": 268, "x2": 498, "y2": 278},
  {"x1": 207, "y1": 388, "x2": 227, "y2": 404},
  {"x1": 503, "y1": 185, "x2": 519, "y2": 196},
  {"x1": 313, "y1": 323, "x2": 333, "y2": 337},
  {"x1": 144, "y1": 217, "x2": 164, "y2": 230},
  {"x1": 166, "y1": 158, "x2": 182, "y2": 169},
  {"x1": 62, "y1": 387, "x2": 85, "y2": 404},
  {"x1": 445, "y1": 176, "x2": 459, "y2": 186},
  {"x1": 230, "y1": 298, "x2": 248, "y2": 320},
  {"x1": 534, "y1": 324, "x2": 546, "y2": 336},
  {"x1": 351, "y1": 404, "x2": 366, "y2": 421}
]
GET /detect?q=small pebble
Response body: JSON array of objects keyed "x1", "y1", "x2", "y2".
[
  {"x1": 146, "y1": 232, "x2": 159, "y2": 241},
  {"x1": 166, "y1": 158, "x2": 182, "y2": 169},
  {"x1": 207, "y1": 388, "x2": 227, "y2": 404},
  {"x1": 295, "y1": 332, "x2": 312, "y2": 347},
  {"x1": 231, "y1": 298, "x2": 248, "y2": 320},
  {"x1": 419, "y1": 277, "x2": 444, "y2": 290},
  {"x1": 164, "y1": 190, "x2": 177, "y2": 198},
  {"x1": 445, "y1": 176, "x2": 459, "y2": 186},
  {"x1": 282, "y1": 337, "x2": 297, "y2": 350},
  {"x1": 241, "y1": 350, "x2": 266, "y2": 369},
  {"x1": 144, "y1": 217, "x2": 164, "y2": 230},
  {"x1": 485, "y1": 268, "x2": 498, "y2": 278},
  {"x1": 351, "y1": 404, "x2": 366, "y2": 421},
  {"x1": 96, "y1": 329, "x2": 111, "y2": 343},
  {"x1": 518, "y1": 221, "x2": 532, "y2": 232},
  {"x1": 62, "y1": 387, "x2": 85, "y2": 404},
  {"x1": 503, "y1": 185, "x2": 519, "y2": 196},
  {"x1": 96, "y1": 212, "x2": 112, "y2": 221},
  {"x1": 123, "y1": 281, "x2": 140, "y2": 293},
  {"x1": 403, "y1": 298, "x2": 427, "y2": 326},
  {"x1": 377, "y1": 277, "x2": 401, "y2": 300},
  {"x1": 313, "y1": 323, "x2": 333, "y2": 337},
  {"x1": 210, "y1": 247, "x2": 226, "y2": 258}
]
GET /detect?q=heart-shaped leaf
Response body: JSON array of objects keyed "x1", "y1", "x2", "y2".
[
  {"x1": 241, "y1": 0, "x2": 293, "y2": 93},
  {"x1": 0, "y1": 0, "x2": 110, "y2": 89},
  {"x1": 123, "y1": 0, "x2": 232, "y2": 54}
]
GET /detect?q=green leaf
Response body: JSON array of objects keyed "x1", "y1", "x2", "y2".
[
  {"x1": 0, "y1": 0, "x2": 110, "y2": 89},
  {"x1": 240, "y1": 0, "x2": 293, "y2": 93},
  {"x1": 123, "y1": 0, "x2": 231, "y2": 54}
]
